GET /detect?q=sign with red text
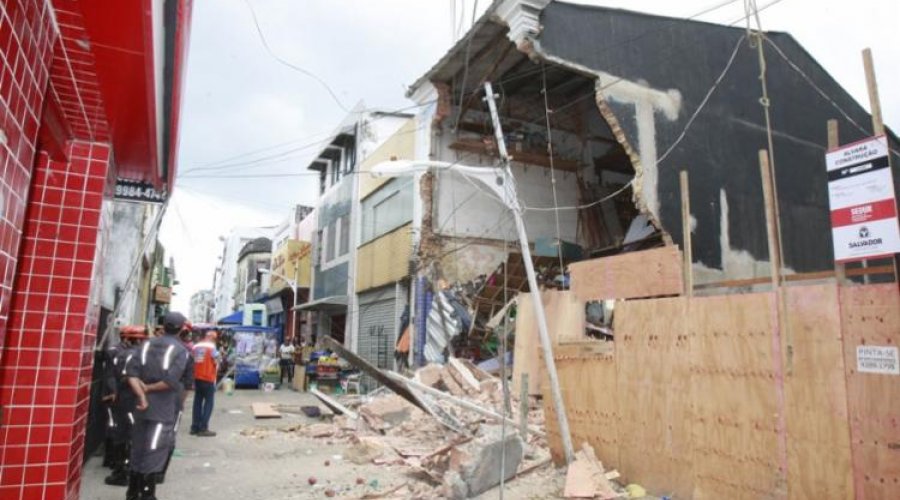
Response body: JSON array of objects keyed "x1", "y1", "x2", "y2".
[{"x1": 826, "y1": 135, "x2": 900, "y2": 262}]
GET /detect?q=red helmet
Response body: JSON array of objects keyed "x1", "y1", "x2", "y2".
[{"x1": 120, "y1": 325, "x2": 148, "y2": 339}]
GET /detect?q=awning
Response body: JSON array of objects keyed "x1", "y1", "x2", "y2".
[
  {"x1": 294, "y1": 295, "x2": 348, "y2": 313},
  {"x1": 217, "y1": 311, "x2": 243, "y2": 325}
]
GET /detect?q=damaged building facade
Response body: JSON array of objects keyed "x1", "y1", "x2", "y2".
[{"x1": 358, "y1": 0, "x2": 900, "y2": 365}]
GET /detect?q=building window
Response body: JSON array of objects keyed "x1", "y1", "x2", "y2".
[
  {"x1": 326, "y1": 220, "x2": 337, "y2": 263},
  {"x1": 339, "y1": 214, "x2": 350, "y2": 256},
  {"x1": 361, "y1": 178, "x2": 414, "y2": 244}
]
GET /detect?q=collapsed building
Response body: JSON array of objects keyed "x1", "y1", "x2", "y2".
[{"x1": 351, "y1": 0, "x2": 900, "y2": 363}]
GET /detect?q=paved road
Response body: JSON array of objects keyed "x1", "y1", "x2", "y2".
[{"x1": 80, "y1": 387, "x2": 406, "y2": 500}]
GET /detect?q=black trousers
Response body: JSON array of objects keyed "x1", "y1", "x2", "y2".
[{"x1": 279, "y1": 359, "x2": 294, "y2": 383}]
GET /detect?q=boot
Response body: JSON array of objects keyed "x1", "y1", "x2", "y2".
[
  {"x1": 104, "y1": 468, "x2": 128, "y2": 486},
  {"x1": 104, "y1": 443, "x2": 128, "y2": 486},
  {"x1": 125, "y1": 472, "x2": 142, "y2": 500},
  {"x1": 102, "y1": 438, "x2": 114, "y2": 468},
  {"x1": 140, "y1": 473, "x2": 158, "y2": 500}
]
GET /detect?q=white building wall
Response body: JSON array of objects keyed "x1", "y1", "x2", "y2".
[
  {"x1": 213, "y1": 226, "x2": 272, "y2": 320},
  {"x1": 100, "y1": 201, "x2": 158, "y2": 324}
]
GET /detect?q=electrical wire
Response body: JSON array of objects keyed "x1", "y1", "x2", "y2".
[
  {"x1": 241, "y1": 0, "x2": 350, "y2": 113},
  {"x1": 656, "y1": 33, "x2": 747, "y2": 165},
  {"x1": 541, "y1": 63, "x2": 567, "y2": 273}
]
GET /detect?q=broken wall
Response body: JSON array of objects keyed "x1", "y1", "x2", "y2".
[{"x1": 537, "y1": 2, "x2": 900, "y2": 277}]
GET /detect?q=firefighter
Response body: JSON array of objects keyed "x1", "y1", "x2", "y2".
[
  {"x1": 155, "y1": 321, "x2": 195, "y2": 485},
  {"x1": 126, "y1": 312, "x2": 194, "y2": 500},
  {"x1": 103, "y1": 325, "x2": 148, "y2": 486}
]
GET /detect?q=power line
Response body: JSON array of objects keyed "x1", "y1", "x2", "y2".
[{"x1": 241, "y1": 0, "x2": 350, "y2": 113}]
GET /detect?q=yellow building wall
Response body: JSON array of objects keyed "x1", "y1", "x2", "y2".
[
  {"x1": 269, "y1": 240, "x2": 312, "y2": 292},
  {"x1": 358, "y1": 119, "x2": 417, "y2": 200},
  {"x1": 356, "y1": 223, "x2": 412, "y2": 292}
]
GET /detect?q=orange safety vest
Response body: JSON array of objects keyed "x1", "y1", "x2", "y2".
[{"x1": 192, "y1": 341, "x2": 218, "y2": 383}]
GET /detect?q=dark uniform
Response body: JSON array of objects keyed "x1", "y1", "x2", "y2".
[
  {"x1": 126, "y1": 316, "x2": 193, "y2": 500},
  {"x1": 103, "y1": 338, "x2": 141, "y2": 485}
]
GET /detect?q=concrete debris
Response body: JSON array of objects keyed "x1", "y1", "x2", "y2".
[
  {"x1": 563, "y1": 443, "x2": 621, "y2": 499},
  {"x1": 441, "y1": 425, "x2": 524, "y2": 499},
  {"x1": 413, "y1": 363, "x2": 444, "y2": 388},
  {"x1": 302, "y1": 423, "x2": 338, "y2": 438},
  {"x1": 296, "y1": 362, "x2": 553, "y2": 498}
]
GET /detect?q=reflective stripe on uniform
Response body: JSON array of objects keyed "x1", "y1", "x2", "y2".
[
  {"x1": 150, "y1": 422, "x2": 163, "y2": 450},
  {"x1": 122, "y1": 354, "x2": 133, "y2": 375},
  {"x1": 127, "y1": 412, "x2": 135, "y2": 425},
  {"x1": 141, "y1": 343, "x2": 150, "y2": 365},
  {"x1": 162, "y1": 344, "x2": 175, "y2": 370},
  {"x1": 106, "y1": 407, "x2": 115, "y2": 428},
  {"x1": 174, "y1": 411, "x2": 183, "y2": 433}
]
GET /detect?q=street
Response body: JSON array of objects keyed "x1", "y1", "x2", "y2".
[
  {"x1": 79, "y1": 389, "x2": 408, "y2": 500},
  {"x1": 79, "y1": 388, "x2": 566, "y2": 500}
]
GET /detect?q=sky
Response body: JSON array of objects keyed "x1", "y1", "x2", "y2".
[{"x1": 159, "y1": 0, "x2": 900, "y2": 313}]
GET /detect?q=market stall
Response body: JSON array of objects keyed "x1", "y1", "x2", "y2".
[{"x1": 223, "y1": 325, "x2": 280, "y2": 388}]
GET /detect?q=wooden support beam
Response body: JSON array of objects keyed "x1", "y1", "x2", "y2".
[
  {"x1": 862, "y1": 48, "x2": 885, "y2": 135},
  {"x1": 862, "y1": 48, "x2": 898, "y2": 284},
  {"x1": 827, "y1": 119, "x2": 846, "y2": 284},
  {"x1": 680, "y1": 170, "x2": 693, "y2": 297}
]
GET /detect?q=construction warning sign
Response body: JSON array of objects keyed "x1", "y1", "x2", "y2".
[{"x1": 826, "y1": 135, "x2": 900, "y2": 262}]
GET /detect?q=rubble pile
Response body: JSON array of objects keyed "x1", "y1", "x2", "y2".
[{"x1": 291, "y1": 359, "x2": 551, "y2": 499}]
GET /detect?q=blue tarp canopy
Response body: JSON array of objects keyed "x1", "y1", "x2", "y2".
[
  {"x1": 221, "y1": 325, "x2": 278, "y2": 333},
  {"x1": 217, "y1": 311, "x2": 243, "y2": 325}
]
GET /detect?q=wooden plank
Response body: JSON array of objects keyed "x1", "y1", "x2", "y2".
[
  {"x1": 251, "y1": 402, "x2": 281, "y2": 419},
  {"x1": 310, "y1": 387, "x2": 358, "y2": 419},
  {"x1": 827, "y1": 119, "x2": 846, "y2": 283},
  {"x1": 680, "y1": 170, "x2": 693, "y2": 297},
  {"x1": 689, "y1": 292, "x2": 784, "y2": 498},
  {"x1": 840, "y1": 284, "x2": 900, "y2": 499},
  {"x1": 513, "y1": 293, "x2": 541, "y2": 397},
  {"x1": 512, "y1": 291, "x2": 585, "y2": 397},
  {"x1": 542, "y1": 339, "x2": 618, "y2": 469},
  {"x1": 784, "y1": 284, "x2": 853, "y2": 499},
  {"x1": 614, "y1": 296, "x2": 693, "y2": 499},
  {"x1": 568, "y1": 247, "x2": 683, "y2": 301},
  {"x1": 695, "y1": 266, "x2": 895, "y2": 290}
]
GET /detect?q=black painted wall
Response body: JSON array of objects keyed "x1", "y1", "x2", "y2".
[{"x1": 540, "y1": 3, "x2": 899, "y2": 273}]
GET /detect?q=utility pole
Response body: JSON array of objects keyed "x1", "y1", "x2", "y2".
[{"x1": 483, "y1": 81, "x2": 575, "y2": 464}]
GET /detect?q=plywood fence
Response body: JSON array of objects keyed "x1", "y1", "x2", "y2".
[{"x1": 537, "y1": 283, "x2": 898, "y2": 499}]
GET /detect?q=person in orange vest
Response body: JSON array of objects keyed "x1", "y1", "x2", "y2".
[{"x1": 190, "y1": 331, "x2": 220, "y2": 436}]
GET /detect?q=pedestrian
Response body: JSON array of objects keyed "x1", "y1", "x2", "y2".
[
  {"x1": 190, "y1": 330, "x2": 220, "y2": 436},
  {"x1": 102, "y1": 325, "x2": 147, "y2": 486},
  {"x1": 126, "y1": 312, "x2": 194, "y2": 500},
  {"x1": 278, "y1": 338, "x2": 295, "y2": 386}
]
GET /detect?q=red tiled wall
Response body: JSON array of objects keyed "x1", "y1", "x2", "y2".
[
  {"x1": 0, "y1": 142, "x2": 111, "y2": 500},
  {"x1": 0, "y1": 0, "x2": 57, "y2": 354}
]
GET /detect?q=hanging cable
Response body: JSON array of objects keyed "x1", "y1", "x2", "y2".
[
  {"x1": 541, "y1": 63, "x2": 568, "y2": 274},
  {"x1": 241, "y1": 0, "x2": 349, "y2": 112},
  {"x1": 657, "y1": 33, "x2": 746, "y2": 165}
]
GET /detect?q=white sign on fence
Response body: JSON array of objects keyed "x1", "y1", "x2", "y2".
[
  {"x1": 856, "y1": 345, "x2": 900, "y2": 375},
  {"x1": 825, "y1": 135, "x2": 900, "y2": 262}
]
